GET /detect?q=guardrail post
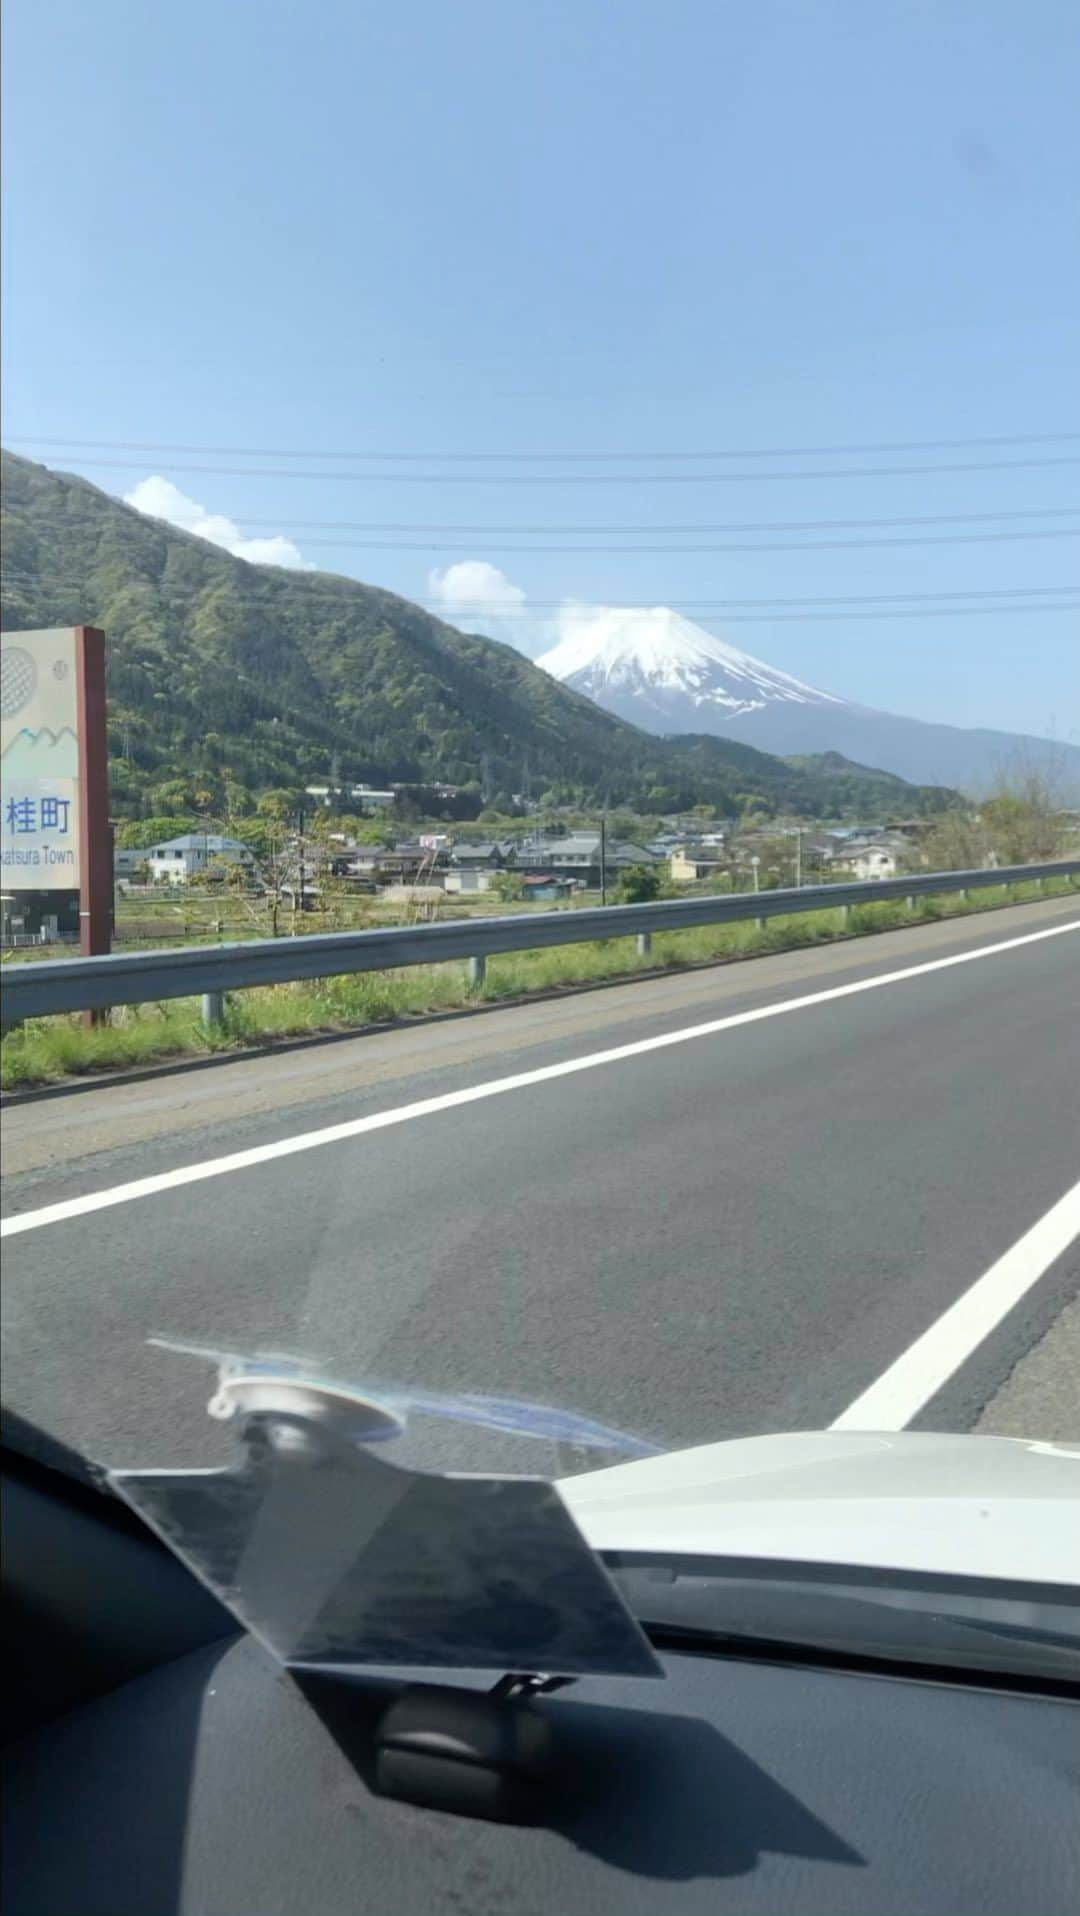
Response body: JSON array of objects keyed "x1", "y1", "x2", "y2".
[
  {"x1": 636, "y1": 932, "x2": 652, "y2": 958},
  {"x1": 202, "y1": 991, "x2": 225, "y2": 1027},
  {"x1": 467, "y1": 954, "x2": 486, "y2": 991},
  {"x1": 840, "y1": 904, "x2": 851, "y2": 928},
  {"x1": 906, "y1": 895, "x2": 915, "y2": 912},
  {"x1": 959, "y1": 888, "x2": 969, "y2": 903}
]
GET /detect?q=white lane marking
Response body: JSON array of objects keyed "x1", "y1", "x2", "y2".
[
  {"x1": 830, "y1": 1177, "x2": 1080, "y2": 1431},
  {"x1": 3, "y1": 917, "x2": 1078, "y2": 1241}
]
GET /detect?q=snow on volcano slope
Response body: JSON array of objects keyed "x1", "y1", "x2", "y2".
[{"x1": 537, "y1": 606, "x2": 846, "y2": 730}]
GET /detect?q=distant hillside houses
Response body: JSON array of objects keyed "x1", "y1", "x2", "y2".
[
  {"x1": 114, "y1": 815, "x2": 935, "y2": 902},
  {"x1": 141, "y1": 834, "x2": 255, "y2": 884}
]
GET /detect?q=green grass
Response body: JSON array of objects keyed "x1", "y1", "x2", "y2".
[{"x1": 3, "y1": 876, "x2": 1077, "y2": 1089}]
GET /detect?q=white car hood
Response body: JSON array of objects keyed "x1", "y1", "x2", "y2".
[{"x1": 559, "y1": 1429, "x2": 1080, "y2": 1586}]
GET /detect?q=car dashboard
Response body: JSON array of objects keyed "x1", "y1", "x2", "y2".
[{"x1": 3, "y1": 1435, "x2": 1079, "y2": 1916}]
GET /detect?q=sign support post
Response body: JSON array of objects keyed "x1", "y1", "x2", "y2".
[{"x1": 74, "y1": 627, "x2": 112, "y2": 958}]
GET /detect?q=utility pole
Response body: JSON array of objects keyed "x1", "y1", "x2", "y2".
[
  {"x1": 795, "y1": 830, "x2": 803, "y2": 889},
  {"x1": 297, "y1": 806, "x2": 306, "y2": 919},
  {"x1": 600, "y1": 811, "x2": 608, "y2": 906}
]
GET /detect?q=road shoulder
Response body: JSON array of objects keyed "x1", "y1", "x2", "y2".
[{"x1": 975, "y1": 1291, "x2": 1080, "y2": 1443}]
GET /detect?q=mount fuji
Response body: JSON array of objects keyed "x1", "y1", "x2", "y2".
[
  {"x1": 538, "y1": 606, "x2": 844, "y2": 727},
  {"x1": 537, "y1": 607, "x2": 1080, "y2": 795}
]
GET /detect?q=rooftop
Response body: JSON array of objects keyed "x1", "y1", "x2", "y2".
[{"x1": 149, "y1": 834, "x2": 250, "y2": 853}]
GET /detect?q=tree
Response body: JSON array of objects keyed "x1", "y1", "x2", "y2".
[
  {"x1": 980, "y1": 762, "x2": 1067, "y2": 863},
  {"x1": 150, "y1": 778, "x2": 199, "y2": 813},
  {"x1": 116, "y1": 814, "x2": 197, "y2": 849},
  {"x1": 256, "y1": 788, "x2": 302, "y2": 822},
  {"x1": 617, "y1": 863, "x2": 663, "y2": 904},
  {"x1": 305, "y1": 807, "x2": 340, "y2": 847},
  {"x1": 488, "y1": 870, "x2": 523, "y2": 904},
  {"x1": 923, "y1": 762, "x2": 1067, "y2": 872},
  {"x1": 751, "y1": 835, "x2": 795, "y2": 887},
  {"x1": 922, "y1": 811, "x2": 992, "y2": 873},
  {"x1": 222, "y1": 780, "x2": 253, "y2": 821},
  {"x1": 245, "y1": 825, "x2": 292, "y2": 937}
]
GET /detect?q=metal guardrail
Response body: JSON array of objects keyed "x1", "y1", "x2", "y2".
[{"x1": 2, "y1": 861, "x2": 1077, "y2": 1027}]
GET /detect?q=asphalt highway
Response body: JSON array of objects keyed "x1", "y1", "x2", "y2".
[{"x1": 2, "y1": 896, "x2": 1078, "y2": 1477}]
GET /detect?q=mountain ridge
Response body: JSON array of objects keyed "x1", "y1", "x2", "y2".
[{"x1": 1, "y1": 451, "x2": 960, "y2": 822}]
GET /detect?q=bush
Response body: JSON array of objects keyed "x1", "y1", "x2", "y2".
[{"x1": 616, "y1": 863, "x2": 663, "y2": 904}]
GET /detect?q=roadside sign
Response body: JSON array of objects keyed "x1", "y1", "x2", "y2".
[{"x1": 1, "y1": 627, "x2": 111, "y2": 952}]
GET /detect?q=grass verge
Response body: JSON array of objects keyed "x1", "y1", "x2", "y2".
[{"x1": 3, "y1": 877, "x2": 1077, "y2": 1090}]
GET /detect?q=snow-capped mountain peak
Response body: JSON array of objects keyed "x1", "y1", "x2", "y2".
[
  {"x1": 537, "y1": 605, "x2": 844, "y2": 727},
  {"x1": 533, "y1": 602, "x2": 1080, "y2": 795}
]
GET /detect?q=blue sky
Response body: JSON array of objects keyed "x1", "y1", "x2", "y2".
[{"x1": 3, "y1": 0, "x2": 1077, "y2": 738}]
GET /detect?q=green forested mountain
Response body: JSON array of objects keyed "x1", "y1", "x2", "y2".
[
  {"x1": 780, "y1": 751, "x2": 955, "y2": 814},
  {"x1": 1, "y1": 452, "x2": 959, "y2": 822}
]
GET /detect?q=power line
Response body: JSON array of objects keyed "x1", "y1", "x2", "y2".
[
  {"x1": 439, "y1": 588, "x2": 1078, "y2": 608},
  {"x1": 228, "y1": 508, "x2": 1080, "y2": 535},
  {"x1": 282, "y1": 530, "x2": 1080, "y2": 555},
  {"x1": 531, "y1": 603, "x2": 1080, "y2": 626},
  {"x1": 9, "y1": 429, "x2": 1080, "y2": 462},
  {"x1": 1, "y1": 591, "x2": 1073, "y2": 625},
  {"x1": 428, "y1": 589, "x2": 1080, "y2": 610},
  {"x1": 16, "y1": 454, "x2": 1080, "y2": 485},
  {"x1": 3, "y1": 570, "x2": 1076, "y2": 609},
  {"x1": 2, "y1": 522, "x2": 1077, "y2": 570},
  {"x1": 18, "y1": 500, "x2": 1080, "y2": 538},
  {"x1": 3, "y1": 569, "x2": 1077, "y2": 625},
  {"x1": 13, "y1": 504, "x2": 1079, "y2": 558}
]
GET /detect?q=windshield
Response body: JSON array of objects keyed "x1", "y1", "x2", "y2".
[{"x1": 2, "y1": 0, "x2": 1079, "y2": 1687}]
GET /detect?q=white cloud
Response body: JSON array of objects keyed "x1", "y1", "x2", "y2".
[
  {"x1": 428, "y1": 560, "x2": 527, "y2": 627},
  {"x1": 124, "y1": 475, "x2": 310, "y2": 569},
  {"x1": 427, "y1": 562, "x2": 658, "y2": 663}
]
